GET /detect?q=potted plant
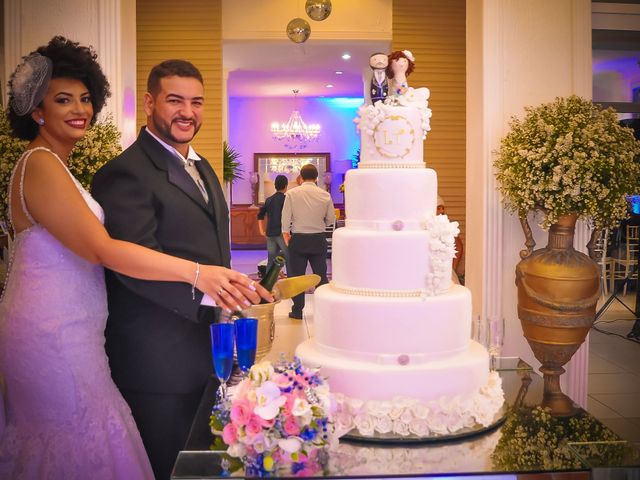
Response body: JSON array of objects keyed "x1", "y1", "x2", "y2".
[
  {"x1": 494, "y1": 95, "x2": 640, "y2": 416},
  {"x1": 223, "y1": 141, "x2": 243, "y2": 184}
]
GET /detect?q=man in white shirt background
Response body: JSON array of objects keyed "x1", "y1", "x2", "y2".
[{"x1": 282, "y1": 164, "x2": 336, "y2": 319}]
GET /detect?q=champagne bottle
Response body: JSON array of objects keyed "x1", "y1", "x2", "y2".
[{"x1": 259, "y1": 255, "x2": 285, "y2": 303}]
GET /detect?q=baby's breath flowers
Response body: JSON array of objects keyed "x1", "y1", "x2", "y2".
[
  {"x1": 0, "y1": 108, "x2": 121, "y2": 221},
  {"x1": 494, "y1": 96, "x2": 640, "y2": 229},
  {"x1": 491, "y1": 405, "x2": 625, "y2": 471}
]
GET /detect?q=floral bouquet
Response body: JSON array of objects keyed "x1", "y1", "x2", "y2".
[{"x1": 210, "y1": 358, "x2": 334, "y2": 476}]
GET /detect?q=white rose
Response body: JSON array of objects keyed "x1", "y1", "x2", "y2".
[
  {"x1": 409, "y1": 418, "x2": 430, "y2": 437},
  {"x1": 373, "y1": 415, "x2": 393, "y2": 434},
  {"x1": 399, "y1": 408, "x2": 414, "y2": 425},
  {"x1": 227, "y1": 443, "x2": 246, "y2": 458},
  {"x1": 249, "y1": 361, "x2": 274, "y2": 384},
  {"x1": 392, "y1": 420, "x2": 410, "y2": 436},
  {"x1": 353, "y1": 413, "x2": 375, "y2": 437},
  {"x1": 368, "y1": 400, "x2": 392, "y2": 417},
  {"x1": 411, "y1": 402, "x2": 430, "y2": 420}
]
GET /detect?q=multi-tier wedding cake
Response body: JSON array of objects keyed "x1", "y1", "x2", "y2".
[{"x1": 296, "y1": 51, "x2": 504, "y2": 439}]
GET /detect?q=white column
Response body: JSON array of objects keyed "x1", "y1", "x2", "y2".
[
  {"x1": 466, "y1": 0, "x2": 592, "y2": 407},
  {"x1": 3, "y1": 0, "x2": 136, "y2": 146}
]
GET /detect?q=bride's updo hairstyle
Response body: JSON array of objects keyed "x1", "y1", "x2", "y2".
[{"x1": 7, "y1": 35, "x2": 111, "y2": 141}]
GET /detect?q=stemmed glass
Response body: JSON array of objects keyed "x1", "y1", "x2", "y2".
[
  {"x1": 234, "y1": 317, "x2": 258, "y2": 377},
  {"x1": 488, "y1": 317, "x2": 505, "y2": 371},
  {"x1": 210, "y1": 322, "x2": 235, "y2": 402}
]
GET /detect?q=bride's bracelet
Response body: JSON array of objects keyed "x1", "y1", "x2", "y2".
[{"x1": 191, "y1": 262, "x2": 200, "y2": 300}]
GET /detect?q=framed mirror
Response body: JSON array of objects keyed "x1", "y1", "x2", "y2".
[{"x1": 252, "y1": 153, "x2": 331, "y2": 204}]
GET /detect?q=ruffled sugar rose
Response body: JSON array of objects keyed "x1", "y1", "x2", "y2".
[{"x1": 494, "y1": 95, "x2": 640, "y2": 229}]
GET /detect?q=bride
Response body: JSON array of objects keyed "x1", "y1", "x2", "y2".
[{"x1": 0, "y1": 36, "x2": 272, "y2": 479}]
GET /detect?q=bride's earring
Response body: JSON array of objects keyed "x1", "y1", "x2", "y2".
[{"x1": 38, "y1": 118, "x2": 45, "y2": 125}]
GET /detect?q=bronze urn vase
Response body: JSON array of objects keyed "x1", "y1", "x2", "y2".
[{"x1": 516, "y1": 213, "x2": 600, "y2": 416}]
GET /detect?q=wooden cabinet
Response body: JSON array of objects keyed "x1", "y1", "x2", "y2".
[{"x1": 230, "y1": 205, "x2": 266, "y2": 248}]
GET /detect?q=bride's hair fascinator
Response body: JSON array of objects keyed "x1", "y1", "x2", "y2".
[{"x1": 9, "y1": 53, "x2": 53, "y2": 116}]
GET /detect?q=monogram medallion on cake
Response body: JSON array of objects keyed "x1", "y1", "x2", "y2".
[{"x1": 373, "y1": 115, "x2": 414, "y2": 159}]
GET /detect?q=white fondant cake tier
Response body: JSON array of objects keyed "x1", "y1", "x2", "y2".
[
  {"x1": 344, "y1": 168, "x2": 437, "y2": 224},
  {"x1": 311, "y1": 284, "x2": 470, "y2": 358},
  {"x1": 330, "y1": 228, "x2": 452, "y2": 292},
  {"x1": 296, "y1": 339, "x2": 490, "y2": 402},
  {"x1": 359, "y1": 105, "x2": 424, "y2": 166}
]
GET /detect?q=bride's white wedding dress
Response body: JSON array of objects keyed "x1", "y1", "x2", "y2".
[{"x1": 0, "y1": 148, "x2": 153, "y2": 479}]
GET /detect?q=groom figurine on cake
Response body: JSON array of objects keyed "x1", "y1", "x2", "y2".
[{"x1": 369, "y1": 52, "x2": 389, "y2": 104}]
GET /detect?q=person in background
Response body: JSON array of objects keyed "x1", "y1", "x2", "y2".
[
  {"x1": 437, "y1": 195, "x2": 464, "y2": 277},
  {"x1": 258, "y1": 174, "x2": 289, "y2": 273},
  {"x1": 282, "y1": 164, "x2": 335, "y2": 319},
  {"x1": 92, "y1": 59, "x2": 271, "y2": 480}
]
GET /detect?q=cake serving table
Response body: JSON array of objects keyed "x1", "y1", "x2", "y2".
[{"x1": 171, "y1": 358, "x2": 640, "y2": 478}]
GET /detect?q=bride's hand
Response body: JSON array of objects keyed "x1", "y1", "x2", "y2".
[{"x1": 197, "y1": 265, "x2": 273, "y2": 312}]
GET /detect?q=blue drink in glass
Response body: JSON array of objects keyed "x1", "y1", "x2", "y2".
[
  {"x1": 234, "y1": 317, "x2": 258, "y2": 375},
  {"x1": 210, "y1": 322, "x2": 235, "y2": 401}
]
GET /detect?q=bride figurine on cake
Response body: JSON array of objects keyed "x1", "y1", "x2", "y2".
[{"x1": 386, "y1": 49, "x2": 415, "y2": 96}]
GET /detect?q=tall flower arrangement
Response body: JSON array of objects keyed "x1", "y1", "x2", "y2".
[
  {"x1": 0, "y1": 107, "x2": 122, "y2": 221},
  {"x1": 494, "y1": 95, "x2": 640, "y2": 229}
]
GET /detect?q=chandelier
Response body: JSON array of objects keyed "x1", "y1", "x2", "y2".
[{"x1": 271, "y1": 89, "x2": 320, "y2": 148}]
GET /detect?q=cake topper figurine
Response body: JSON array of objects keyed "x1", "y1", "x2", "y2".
[
  {"x1": 386, "y1": 49, "x2": 415, "y2": 97},
  {"x1": 368, "y1": 52, "x2": 389, "y2": 105}
]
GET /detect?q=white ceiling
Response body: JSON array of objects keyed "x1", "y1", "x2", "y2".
[{"x1": 224, "y1": 39, "x2": 390, "y2": 99}]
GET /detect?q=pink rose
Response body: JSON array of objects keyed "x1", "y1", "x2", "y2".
[
  {"x1": 222, "y1": 423, "x2": 238, "y2": 445},
  {"x1": 245, "y1": 414, "x2": 263, "y2": 437},
  {"x1": 283, "y1": 416, "x2": 301, "y2": 435},
  {"x1": 230, "y1": 399, "x2": 252, "y2": 426},
  {"x1": 259, "y1": 416, "x2": 275, "y2": 429}
]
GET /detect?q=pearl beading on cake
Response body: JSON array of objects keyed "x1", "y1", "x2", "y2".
[
  {"x1": 331, "y1": 281, "x2": 425, "y2": 298},
  {"x1": 358, "y1": 163, "x2": 425, "y2": 169},
  {"x1": 345, "y1": 219, "x2": 427, "y2": 231}
]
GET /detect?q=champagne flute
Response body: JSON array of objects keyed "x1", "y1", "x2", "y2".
[
  {"x1": 210, "y1": 322, "x2": 235, "y2": 402},
  {"x1": 234, "y1": 317, "x2": 258, "y2": 377},
  {"x1": 488, "y1": 317, "x2": 505, "y2": 371}
]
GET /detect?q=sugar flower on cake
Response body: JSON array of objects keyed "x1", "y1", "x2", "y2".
[
  {"x1": 210, "y1": 358, "x2": 335, "y2": 476},
  {"x1": 331, "y1": 372, "x2": 504, "y2": 439},
  {"x1": 423, "y1": 213, "x2": 460, "y2": 296}
]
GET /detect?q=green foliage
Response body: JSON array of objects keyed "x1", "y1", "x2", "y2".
[
  {"x1": 494, "y1": 95, "x2": 640, "y2": 229},
  {"x1": 0, "y1": 107, "x2": 122, "y2": 221},
  {"x1": 223, "y1": 141, "x2": 243, "y2": 184}
]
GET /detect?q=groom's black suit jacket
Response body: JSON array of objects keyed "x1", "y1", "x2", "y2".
[{"x1": 92, "y1": 127, "x2": 229, "y2": 395}]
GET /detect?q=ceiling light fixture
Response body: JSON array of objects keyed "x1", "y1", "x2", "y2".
[
  {"x1": 341, "y1": 53, "x2": 351, "y2": 60},
  {"x1": 335, "y1": 71, "x2": 343, "y2": 75},
  {"x1": 271, "y1": 89, "x2": 321, "y2": 149},
  {"x1": 325, "y1": 84, "x2": 334, "y2": 88}
]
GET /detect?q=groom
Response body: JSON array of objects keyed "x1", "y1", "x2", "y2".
[{"x1": 92, "y1": 60, "x2": 228, "y2": 480}]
